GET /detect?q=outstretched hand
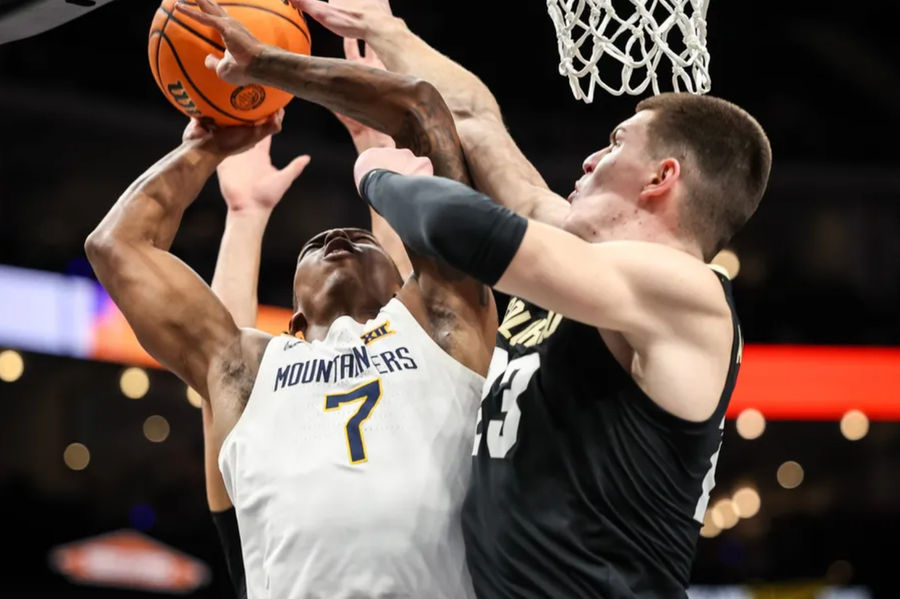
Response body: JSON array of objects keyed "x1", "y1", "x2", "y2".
[
  {"x1": 289, "y1": 0, "x2": 394, "y2": 40},
  {"x1": 175, "y1": 0, "x2": 264, "y2": 85},
  {"x1": 217, "y1": 136, "x2": 310, "y2": 213},
  {"x1": 354, "y1": 147, "x2": 434, "y2": 194},
  {"x1": 183, "y1": 109, "x2": 284, "y2": 158}
]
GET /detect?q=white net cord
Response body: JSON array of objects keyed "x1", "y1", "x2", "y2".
[{"x1": 547, "y1": 0, "x2": 712, "y2": 102}]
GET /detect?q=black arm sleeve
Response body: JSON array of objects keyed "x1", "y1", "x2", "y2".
[
  {"x1": 210, "y1": 507, "x2": 247, "y2": 599},
  {"x1": 359, "y1": 169, "x2": 528, "y2": 286}
]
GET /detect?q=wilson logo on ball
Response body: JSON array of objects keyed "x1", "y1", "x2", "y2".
[
  {"x1": 230, "y1": 85, "x2": 267, "y2": 111},
  {"x1": 167, "y1": 81, "x2": 201, "y2": 117}
]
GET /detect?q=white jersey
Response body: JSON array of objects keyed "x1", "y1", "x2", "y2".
[{"x1": 219, "y1": 298, "x2": 483, "y2": 599}]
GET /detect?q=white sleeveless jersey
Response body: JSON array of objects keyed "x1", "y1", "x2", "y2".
[{"x1": 219, "y1": 298, "x2": 483, "y2": 599}]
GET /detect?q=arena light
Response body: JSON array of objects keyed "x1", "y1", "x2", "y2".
[
  {"x1": 777, "y1": 461, "x2": 804, "y2": 489},
  {"x1": 143, "y1": 416, "x2": 170, "y2": 443},
  {"x1": 186, "y1": 387, "x2": 203, "y2": 408},
  {"x1": 840, "y1": 410, "x2": 869, "y2": 441},
  {"x1": 63, "y1": 443, "x2": 90, "y2": 471},
  {"x1": 699, "y1": 509, "x2": 721, "y2": 538},
  {"x1": 120, "y1": 367, "x2": 149, "y2": 399},
  {"x1": 732, "y1": 487, "x2": 761, "y2": 519},
  {"x1": 735, "y1": 408, "x2": 765, "y2": 440},
  {"x1": 711, "y1": 499, "x2": 739, "y2": 530},
  {"x1": 0, "y1": 349, "x2": 24, "y2": 382}
]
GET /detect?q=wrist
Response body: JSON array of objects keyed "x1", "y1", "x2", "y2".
[
  {"x1": 181, "y1": 141, "x2": 226, "y2": 171},
  {"x1": 247, "y1": 44, "x2": 282, "y2": 84},
  {"x1": 224, "y1": 204, "x2": 274, "y2": 221}
]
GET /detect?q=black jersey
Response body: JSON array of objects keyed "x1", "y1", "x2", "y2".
[{"x1": 462, "y1": 270, "x2": 741, "y2": 598}]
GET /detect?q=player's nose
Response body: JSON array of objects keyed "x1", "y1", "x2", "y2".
[
  {"x1": 582, "y1": 150, "x2": 602, "y2": 174},
  {"x1": 323, "y1": 229, "x2": 352, "y2": 244}
]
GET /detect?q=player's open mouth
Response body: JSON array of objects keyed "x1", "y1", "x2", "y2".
[{"x1": 323, "y1": 237, "x2": 356, "y2": 260}]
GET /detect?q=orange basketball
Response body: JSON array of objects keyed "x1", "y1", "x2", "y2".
[{"x1": 149, "y1": 0, "x2": 311, "y2": 126}]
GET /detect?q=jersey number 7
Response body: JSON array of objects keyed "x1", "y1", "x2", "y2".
[{"x1": 325, "y1": 379, "x2": 383, "y2": 464}]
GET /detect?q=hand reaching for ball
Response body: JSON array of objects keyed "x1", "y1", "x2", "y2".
[
  {"x1": 217, "y1": 135, "x2": 310, "y2": 213},
  {"x1": 183, "y1": 109, "x2": 284, "y2": 158},
  {"x1": 175, "y1": 0, "x2": 264, "y2": 86}
]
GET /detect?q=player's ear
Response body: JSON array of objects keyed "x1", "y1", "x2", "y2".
[
  {"x1": 289, "y1": 311, "x2": 308, "y2": 337},
  {"x1": 639, "y1": 157, "x2": 680, "y2": 205}
]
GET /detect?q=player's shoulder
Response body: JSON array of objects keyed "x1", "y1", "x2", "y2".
[
  {"x1": 239, "y1": 327, "x2": 275, "y2": 356},
  {"x1": 598, "y1": 241, "x2": 729, "y2": 306}
]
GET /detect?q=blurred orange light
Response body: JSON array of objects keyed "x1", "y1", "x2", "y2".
[{"x1": 728, "y1": 346, "x2": 900, "y2": 420}]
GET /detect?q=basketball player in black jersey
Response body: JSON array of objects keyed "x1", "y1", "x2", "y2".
[
  {"x1": 354, "y1": 94, "x2": 770, "y2": 599},
  {"x1": 278, "y1": 2, "x2": 771, "y2": 597}
]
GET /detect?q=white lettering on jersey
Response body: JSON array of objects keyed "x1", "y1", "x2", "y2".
[{"x1": 474, "y1": 349, "x2": 541, "y2": 459}]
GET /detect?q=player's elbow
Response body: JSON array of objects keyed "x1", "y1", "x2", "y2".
[
  {"x1": 84, "y1": 227, "x2": 125, "y2": 271},
  {"x1": 407, "y1": 79, "x2": 455, "y2": 130}
]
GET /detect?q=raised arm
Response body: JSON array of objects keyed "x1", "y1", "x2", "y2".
[
  {"x1": 212, "y1": 135, "x2": 309, "y2": 326},
  {"x1": 178, "y1": 0, "x2": 469, "y2": 186},
  {"x1": 180, "y1": 0, "x2": 497, "y2": 373},
  {"x1": 357, "y1": 166, "x2": 735, "y2": 420},
  {"x1": 84, "y1": 118, "x2": 279, "y2": 402},
  {"x1": 291, "y1": 0, "x2": 572, "y2": 226},
  {"x1": 331, "y1": 38, "x2": 413, "y2": 279}
]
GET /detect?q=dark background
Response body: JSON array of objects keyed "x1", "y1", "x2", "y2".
[{"x1": 1, "y1": 0, "x2": 898, "y2": 596}]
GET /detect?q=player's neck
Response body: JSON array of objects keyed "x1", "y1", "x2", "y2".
[
  {"x1": 302, "y1": 302, "x2": 385, "y2": 342},
  {"x1": 591, "y1": 219, "x2": 703, "y2": 260}
]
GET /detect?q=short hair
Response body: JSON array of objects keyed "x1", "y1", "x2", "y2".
[{"x1": 636, "y1": 93, "x2": 772, "y2": 261}]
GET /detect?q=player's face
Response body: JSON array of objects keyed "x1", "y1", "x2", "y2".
[
  {"x1": 563, "y1": 110, "x2": 660, "y2": 239},
  {"x1": 293, "y1": 228, "x2": 402, "y2": 312}
]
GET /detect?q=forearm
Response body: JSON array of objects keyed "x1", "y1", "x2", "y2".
[
  {"x1": 365, "y1": 22, "x2": 566, "y2": 223},
  {"x1": 202, "y1": 401, "x2": 234, "y2": 511},
  {"x1": 365, "y1": 19, "x2": 502, "y2": 120},
  {"x1": 249, "y1": 48, "x2": 422, "y2": 144},
  {"x1": 88, "y1": 142, "x2": 220, "y2": 251},
  {"x1": 248, "y1": 48, "x2": 468, "y2": 182},
  {"x1": 360, "y1": 170, "x2": 527, "y2": 286},
  {"x1": 210, "y1": 209, "x2": 270, "y2": 328},
  {"x1": 85, "y1": 142, "x2": 238, "y2": 397}
]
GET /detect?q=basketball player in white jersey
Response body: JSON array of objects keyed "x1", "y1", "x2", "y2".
[
  {"x1": 202, "y1": 134, "x2": 309, "y2": 599},
  {"x1": 86, "y1": 57, "x2": 497, "y2": 595},
  {"x1": 201, "y1": 90, "x2": 420, "y2": 598}
]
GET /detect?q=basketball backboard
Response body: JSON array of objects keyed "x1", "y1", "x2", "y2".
[{"x1": 0, "y1": 0, "x2": 120, "y2": 45}]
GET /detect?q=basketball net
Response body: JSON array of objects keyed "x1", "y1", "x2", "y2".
[{"x1": 546, "y1": 0, "x2": 712, "y2": 102}]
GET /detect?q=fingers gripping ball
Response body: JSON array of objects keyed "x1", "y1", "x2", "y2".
[{"x1": 149, "y1": 0, "x2": 311, "y2": 125}]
